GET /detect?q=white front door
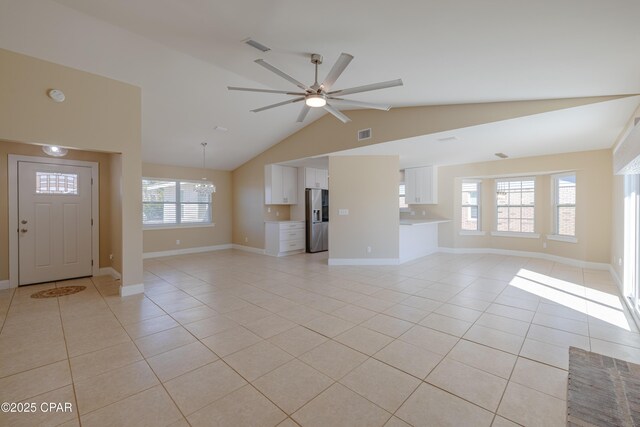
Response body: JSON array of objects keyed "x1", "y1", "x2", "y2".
[{"x1": 18, "y1": 161, "x2": 93, "y2": 285}]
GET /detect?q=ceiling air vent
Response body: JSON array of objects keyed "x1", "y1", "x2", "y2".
[
  {"x1": 244, "y1": 39, "x2": 270, "y2": 52},
  {"x1": 494, "y1": 152, "x2": 509, "y2": 159},
  {"x1": 358, "y1": 128, "x2": 372, "y2": 141}
]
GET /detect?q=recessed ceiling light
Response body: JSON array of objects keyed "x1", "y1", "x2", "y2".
[
  {"x1": 436, "y1": 136, "x2": 458, "y2": 142},
  {"x1": 244, "y1": 38, "x2": 271, "y2": 52},
  {"x1": 42, "y1": 145, "x2": 68, "y2": 157},
  {"x1": 213, "y1": 126, "x2": 228, "y2": 132},
  {"x1": 494, "y1": 152, "x2": 509, "y2": 159}
]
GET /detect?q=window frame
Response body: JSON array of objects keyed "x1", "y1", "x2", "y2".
[
  {"x1": 549, "y1": 172, "x2": 577, "y2": 242},
  {"x1": 142, "y1": 177, "x2": 214, "y2": 229},
  {"x1": 493, "y1": 176, "x2": 538, "y2": 237},
  {"x1": 460, "y1": 179, "x2": 483, "y2": 234},
  {"x1": 399, "y1": 182, "x2": 410, "y2": 212}
]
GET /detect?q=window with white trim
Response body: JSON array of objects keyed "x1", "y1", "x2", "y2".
[
  {"x1": 399, "y1": 183, "x2": 408, "y2": 209},
  {"x1": 461, "y1": 180, "x2": 480, "y2": 231},
  {"x1": 552, "y1": 173, "x2": 576, "y2": 236},
  {"x1": 142, "y1": 179, "x2": 212, "y2": 226},
  {"x1": 496, "y1": 177, "x2": 535, "y2": 233}
]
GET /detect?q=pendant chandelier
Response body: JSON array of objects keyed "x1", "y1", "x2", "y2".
[{"x1": 194, "y1": 142, "x2": 216, "y2": 196}]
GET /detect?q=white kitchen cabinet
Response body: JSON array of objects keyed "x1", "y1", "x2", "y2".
[
  {"x1": 405, "y1": 166, "x2": 438, "y2": 204},
  {"x1": 265, "y1": 164, "x2": 298, "y2": 205},
  {"x1": 265, "y1": 221, "x2": 305, "y2": 256},
  {"x1": 304, "y1": 167, "x2": 328, "y2": 189}
]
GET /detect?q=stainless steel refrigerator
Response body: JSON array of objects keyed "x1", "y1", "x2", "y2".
[{"x1": 306, "y1": 189, "x2": 329, "y2": 253}]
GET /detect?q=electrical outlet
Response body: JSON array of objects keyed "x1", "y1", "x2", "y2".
[
  {"x1": 338, "y1": 209, "x2": 349, "y2": 216},
  {"x1": 267, "y1": 207, "x2": 271, "y2": 213},
  {"x1": 276, "y1": 211, "x2": 279, "y2": 216},
  {"x1": 109, "y1": 254, "x2": 114, "y2": 261},
  {"x1": 543, "y1": 242, "x2": 547, "y2": 249},
  {"x1": 176, "y1": 239, "x2": 180, "y2": 245},
  {"x1": 366, "y1": 246, "x2": 372, "y2": 253},
  {"x1": 245, "y1": 237, "x2": 248, "y2": 243},
  {"x1": 619, "y1": 258, "x2": 623, "y2": 266},
  {"x1": 422, "y1": 210, "x2": 426, "y2": 216}
]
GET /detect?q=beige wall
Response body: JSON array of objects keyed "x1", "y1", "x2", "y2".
[
  {"x1": 232, "y1": 96, "x2": 627, "y2": 250},
  {"x1": 0, "y1": 140, "x2": 117, "y2": 280},
  {"x1": 329, "y1": 156, "x2": 400, "y2": 260},
  {"x1": 0, "y1": 48, "x2": 142, "y2": 289},
  {"x1": 421, "y1": 149, "x2": 612, "y2": 264},
  {"x1": 109, "y1": 154, "x2": 123, "y2": 274},
  {"x1": 142, "y1": 163, "x2": 232, "y2": 253}
]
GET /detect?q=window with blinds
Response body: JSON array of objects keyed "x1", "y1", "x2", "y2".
[
  {"x1": 399, "y1": 183, "x2": 408, "y2": 209},
  {"x1": 142, "y1": 179, "x2": 212, "y2": 226},
  {"x1": 553, "y1": 173, "x2": 576, "y2": 236},
  {"x1": 461, "y1": 180, "x2": 480, "y2": 231},
  {"x1": 496, "y1": 177, "x2": 535, "y2": 233}
]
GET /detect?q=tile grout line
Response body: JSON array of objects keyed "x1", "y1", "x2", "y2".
[{"x1": 55, "y1": 279, "x2": 83, "y2": 427}]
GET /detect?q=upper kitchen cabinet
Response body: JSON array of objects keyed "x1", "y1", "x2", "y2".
[
  {"x1": 265, "y1": 164, "x2": 298, "y2": 205},
  {"x1": 304, "y1": 167, "x2": 329, "y2": 189},
  {"x1": 405, "y1": 166, "x2": 438, "y2": 204}
]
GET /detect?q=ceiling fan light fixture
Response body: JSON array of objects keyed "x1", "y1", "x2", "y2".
[{"x1": 305, "y1": 94, "x2": 326, "y2": 108}]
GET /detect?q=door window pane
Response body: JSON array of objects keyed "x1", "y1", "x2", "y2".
[{"x1": 36, "y1": 172, "x2": 78, "y2": 194}]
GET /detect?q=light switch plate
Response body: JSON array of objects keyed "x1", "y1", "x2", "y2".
[{"x1": 338, "y1": 209, "x2": 349, "y2": 216}]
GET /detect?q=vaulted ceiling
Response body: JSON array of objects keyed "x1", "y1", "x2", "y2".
[{"x1": 1, "y1": 0, "x2": 639, "y2": 169}]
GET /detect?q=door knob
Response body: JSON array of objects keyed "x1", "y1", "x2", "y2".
[
  {"x1": 21, "y1": 220, "x2": 27, "y2": 224},
  {"x1": 20, "y1": 228, "x2": 28, "y2": 233}
]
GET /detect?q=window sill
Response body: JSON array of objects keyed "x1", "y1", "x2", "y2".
[
  {"x1": 490, "y1": 231, "x2": 540, "y2": 239},
  {"x1": 546, "y1": 234, "x2": 578, "y2": 243},
  {"x1": 144, "y1": 223, "x2": 215, "y2": 231},
  {"x1": 459, "y1": 230, "x2": 486, "y2": 236}
]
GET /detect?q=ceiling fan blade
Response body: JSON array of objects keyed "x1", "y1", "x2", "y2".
[
  {"x1": 251, "y1": 97, "x2": 305, "y2": 113},
  {"x1": 296, "y1": 104, "x2": 311, "y2": 123},
  {"x1": 228, "y1": 86, "x2": 306, "y2": 95},
  {"x1": 328, "y1": 79, "x2": 403, "y2": 97},
  {"x1": 255, "y1": 59, "x2": 309, "y2": 92},
  {"x1": 323, "y1": 104, "x2": 351, "y2": 123},
  {"x1": 327, "y1": 98, "x2": 391, "y2": 111},
  {"x1": 321, "y1": 53, "x2": 354, "y2": 92}
]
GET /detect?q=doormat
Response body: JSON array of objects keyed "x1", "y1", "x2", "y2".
[
  {"x1": 31, "y1": 286, "x2": 86, "y2": 299},
  {"x1": 568, "y1": 346, "x2": 640, "y2": 426}
]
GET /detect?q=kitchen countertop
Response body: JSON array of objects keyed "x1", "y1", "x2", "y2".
[
  {"x1": 399, "y1": 219, "x2": 451, "y2": 226},
  {"x1": 264, "y1": 220, "x2": 305, "y2": 224}
]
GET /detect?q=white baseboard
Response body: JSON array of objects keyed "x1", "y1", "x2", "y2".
[
  {"x1": 0, "y1": 280, "x2": 11, "y2": 290},
  {"x1": 437, "y1": 247, "x2": 610, "y2": 270},
  {"x1": 609, "y1": 264, "x2": 623, "y2": 293},
  {"x1": 231, "y1": 244, "x2": 266, "y2": 255},
  {"x1": 328, "y1": 258, "x2": 400, "y2": 266},
  {"x1": 119, "y1": 283, "x2": 145, "y2": 297},
  {"x1": 143, "y1": 244, "x2": 233, "y2": 259},
  {"x1": 98, "y1": 267, "x2": 121, "y2": 280},
  {"x1": 609, "y1": 264, "x2": 640, "y2": 331}
]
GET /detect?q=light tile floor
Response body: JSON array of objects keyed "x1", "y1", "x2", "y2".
[{"x1": 1, "y1": 250, "x2": 640, "y2": 426}]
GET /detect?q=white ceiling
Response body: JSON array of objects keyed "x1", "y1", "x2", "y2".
[
  {"x1": 1, "y1": 0, "x2": 639, "y2": 170},
  {"x1": 332, "y1": 96, "x2": 640, "y2": 169}
]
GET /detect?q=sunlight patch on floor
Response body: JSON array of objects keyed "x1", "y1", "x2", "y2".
[{"x1": 511, "y1": 269, "x2": 631, "y2": 331}]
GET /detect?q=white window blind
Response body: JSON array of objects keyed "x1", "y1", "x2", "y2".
[
  {"x1": 142, "y1": 179, "x2": 211, "y2": 226},
  {"x1": 461, "y1": 180, "x2": 480, "y2": 231},
  {"x1": 553, "y1": 174, "x2": 576, "y2": 236},
  {"x1": 496, "y1": 178, "x2": 535, "y2": 233},
  {"x1": 399, "y1": 183, "x2": 408, "y2": 209}
]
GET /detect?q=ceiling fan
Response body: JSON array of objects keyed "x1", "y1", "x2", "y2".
[{"x1": 228, "y1": 53, "x2": 403, "y2": 123}]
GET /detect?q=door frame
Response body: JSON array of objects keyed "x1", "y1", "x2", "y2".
[{"x1": 8, "y1": 154, "x2": 99, "y2": 287}]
